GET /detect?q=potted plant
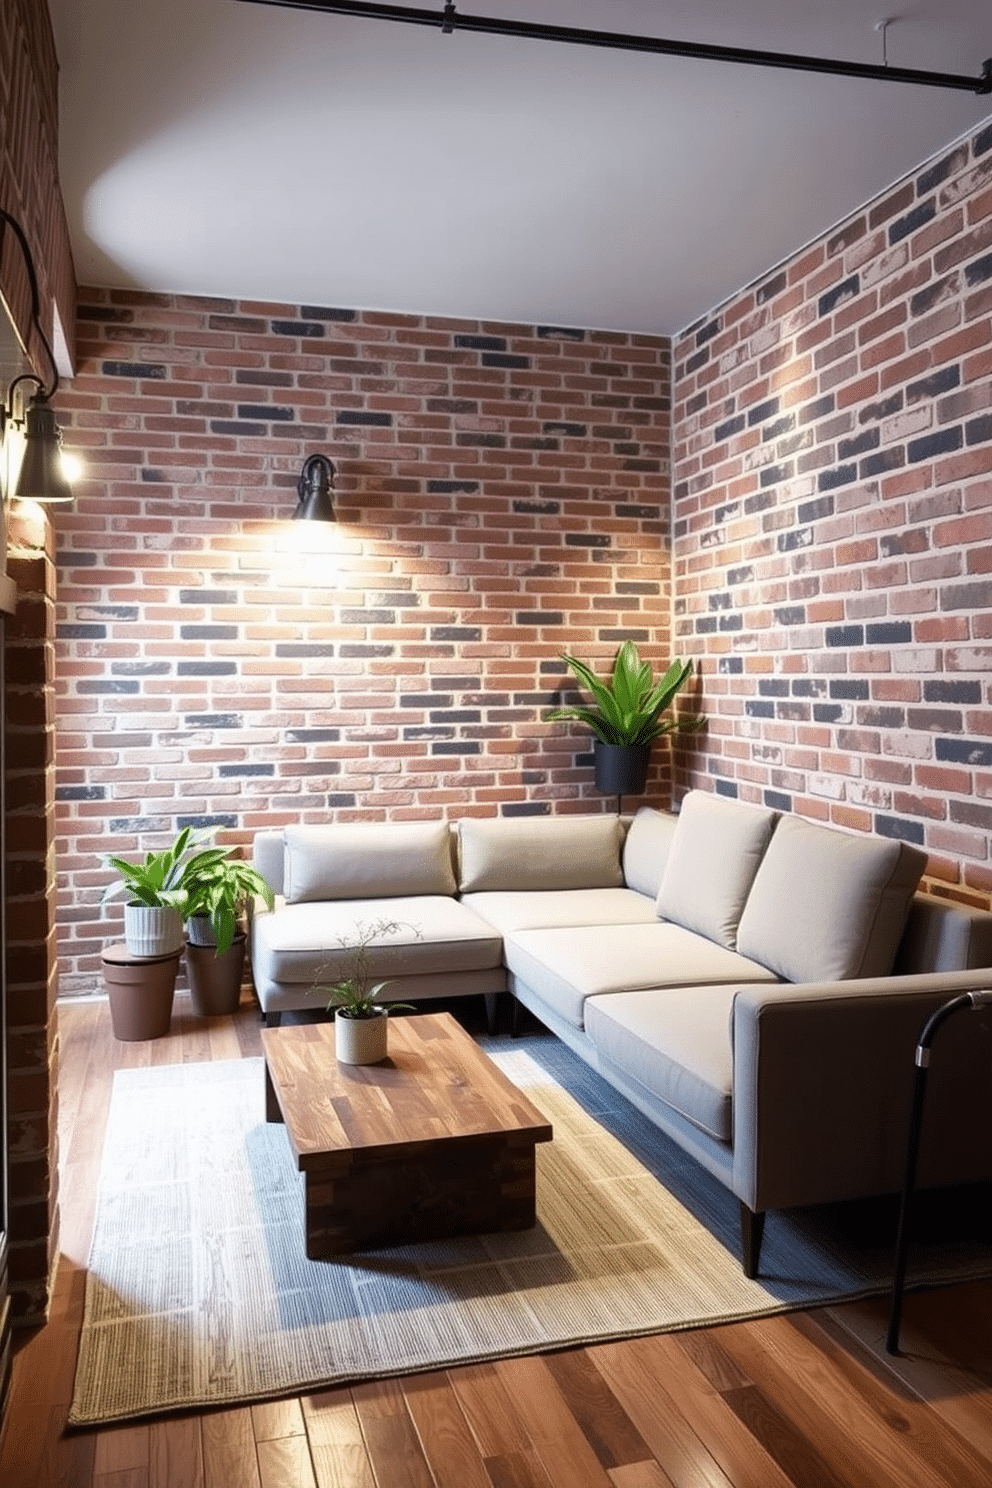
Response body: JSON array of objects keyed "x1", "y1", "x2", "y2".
[
  {"x1": 101, "y1": 825, "x2": 217, "y2": 956},
  {"x1": 547, "y1": 641, "x2": 705, "y2": 798},
  {"x1": 314, "y1": 919, "x2": 415, "y2": 1065},
  {"x1": 100, "y1": 825, "x2": 218, "y2": 1039},
  {"x1": 182, "y1": 852, "x2": 275, "y2": 1016}
]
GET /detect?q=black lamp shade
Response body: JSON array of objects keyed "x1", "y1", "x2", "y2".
[
  {"x1": 13, "y1": 394, "x2": 73, "y2": 503},
  {"x1": 293, "y1": 454, "x2": 336, "y2": 522}
]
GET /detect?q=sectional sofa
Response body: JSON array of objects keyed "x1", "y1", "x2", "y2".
[{"x1": 251, "y1": 794, "x2": 992, "y2": 1274}]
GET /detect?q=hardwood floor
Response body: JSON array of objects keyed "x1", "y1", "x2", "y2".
[{"x1": 3, "y1": 993, "x2": 992, "y2": 1488}]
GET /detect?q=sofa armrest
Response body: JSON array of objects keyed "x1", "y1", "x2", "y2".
[{"x1": 731, "y1": 967, "x2": 992, "y2": 1214}]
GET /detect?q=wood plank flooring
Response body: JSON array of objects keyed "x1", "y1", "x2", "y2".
[{"x1": 3, "y1": 993, "x2": 992, "y2": 1488}]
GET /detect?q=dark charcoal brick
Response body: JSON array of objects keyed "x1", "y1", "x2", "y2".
[
  {"x1": 271, "y1": 320, "x2": 325, "y2": 337},
  {"x1": 966, "y1": 415, "x2": 992, "y2": 446},
  {"x1": 431, "y1": 627, "x2": 482, "y2": 642},
  {"x1": 889, "y1": 200, "x2": 936, "y2": 245},
  {"x1": 111, "y1": 662, "x2": 170, "y2": 677},
  {"x1": 236, "y1": 404, "x2": 295, "y2": 422},
  {"x1": 861, "y1": 449, "x2": 905, "y2": 479},
  {"x1": 840, "y1": 429, "x2": 880, "y2": 460},
  {"x1": 764, "y1": 790, "x2": 792, "y2": 812},
  {"x1": 180, "y1": 625, "x2": 238, "y2": 641},
  {"x1": 514, "y1": 499, "x2": 560, "y2": 515},
  {"x1": 907, "y1": 366, "x2": 961, "y2": 402},
  {"x1": 428, "y1": 480, "x2": 480, "y2": 493},
  {"x1": 543, "y1": 421, "x2": 587, "y2": 436},
  {"x1": 866, "y1": 622, "x2": 912, "y2": 645},
  {"x1": 818, "y1": 275, "x2": 860, "y2": 316},
  {"x1": 774, "y1": 607, "x2": 806, "y2": 626},
  {"x1": 184, "y1": 713, "x2": 242, "y2": 729},
  {"x1": 301, "y1": 305, "x2": 357, "y2": 321},
  {"x1": 335, "y1": 410, "x2": 393, "y2": 426},
  {"x1": 778, "y1": 528, "x2": 813, "y2": 552},
  {"x1": 826, "y1": 625, "x2": 865, "y2": 648},
  {"x1": 101, "y1": 361, "x2": 166, "y2": 378},
  {"x1": 800, "y1": 395, "x2": 836, "y2": 425},
  {"x1": 178, "y1": 662, "x2": 237, "y2": 676},
  {"x1": 936, "y1": 737, "x2": 992, "y2": 766},
  {"x1": 760, "y1": 464, "x2": 792, "y2": 488},
  {"x1": 747, "y1": 397, "x2": 780, "y2": 427},
  {"x1": 180, "y1": 589, "x2": 237, "y2": 605},
  {"x1": 58, "y1": 624, "x2": 106, "y2": 640},
  {"x1": 757, "y1": 270, "x2": 788, "y2": 304},
  {"x1": 924, "y1": 680, "x2": 982, "y2": 704},
  {"x1": 715, "y1": 779, "x2": 740, "y2": 798},
  {"x1": 482, "y1": 352, "x2": 531, "y2": 369},
  {"x1": 875, "y1": 814, "x2": 925, "y2": 845},
  {"x1": 56, "y1": 785, "x2": 106, "y2": 801},
  {"x1": 965, "y1": 252, "x2": 992, "y2": 288},
  {"x1": 715, "y1": 415, "x2": 746, "y2": 442},
  {"x1": 814, "y1": 704, "x2": 845, "y2": 724},
  {"x1": 219, "y1": 764, "x2": 274, "y2": 778},
  {"x1": 818, "y1": 464, "x2": 858, "y2": 491},
  {"x1": 830, "y1": 679, "x2": 870, "y2": 700},
  {"x1": 431, "y1": 741, "x2": 482, "y2": 756},
  {"x1": 565, "y1": 534, "x2": 611, "y2": 548},
  {"x1": 759, "y1": 679, "x2": 789, "y2": 697},
  {"x1": 727, "y1": 566, "x2": 754, "y2": 586},
  {"x1": 515, "y1": 611, "x2": 563, "y2": 626},
  {"x1": 745, "y1": 701, "x2": 775, "y2": 719},
  {"x1": 455, "y1": 334, "x2": 506, "y2": 351},
  {"x1": 502, "y1": 801, "x2": 553, "y2": 816},
  {"x1": 719, "y1": 657, "x2": 744, "y2": 674},
  {"x1": 210, "y1": 420, "x2": 265, "y2": 436},
  {"x1": 537, "y1": 326, "x2": 585, "y2": 341},
  {"x1": 179, "y1": 814, "x2": 238, "y2": 831},
  {"x1": 285, "y1": 727, "x2": 342, "y2": 742},
  {"x1": 797, "y1": 496, "x2": 834, "y2": 524}
]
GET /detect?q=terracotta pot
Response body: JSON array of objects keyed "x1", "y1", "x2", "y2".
[
  {"x1": 102, "y1": 942, "x2": 180, "y2": 1041},
  {"x1": 186, "y1": 933, "x2": 246, "y2": 1016},
  {"x1": 124, "y1": 902, "x2": 184, "y2": 957},
  {"x1": 334, "y1": 1008, "x2": 389, "y2": 1065}
]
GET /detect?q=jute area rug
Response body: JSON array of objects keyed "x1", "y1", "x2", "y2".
[{"x1": 70, "y1": 1029, "x2": 992, "y2": 1426}]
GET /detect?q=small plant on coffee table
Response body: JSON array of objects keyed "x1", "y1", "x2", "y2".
[{"x1": 317, "y1": 918, "x2": 417, "y2": 1021}]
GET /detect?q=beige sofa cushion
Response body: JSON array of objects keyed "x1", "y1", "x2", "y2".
[
  {"x1": 736, "y1": 814, "x2": 928, "y2": 982},
  {"x1": 586, "y1": 987, "x2": 737, "y2": 1142},
  {"x1": 283, "y1": 821, "x2": 456, "y2": 904},
  {"x1": 461, "y1": 887, "x2": 657, "y2": 936},
  {"x1": 655, "y1": 791, "x2": 778, "y2": 949},
  {"x1": 621, "y1": 806, "x2": 679, "y2": 899},
  {"x1": 251, "y1": 894, "x2": 503, "y2": 991},
  {"x1": 503, "y1": 921, "x2": 778, "y2": 1029},
  {"x1": 457, "y1": 815, "x2": 624, "y2": 893}
]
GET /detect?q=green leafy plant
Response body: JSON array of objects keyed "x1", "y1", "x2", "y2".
[
  {"x1": 183, "y1": 853, "x2": 275, "y2": 954},
  {"x1": 101, "y1": 825, "x2": 219, "y2": 913},
  {"x1": 315, "y1": 918, "x2": 417, "y2": 1021},
  {"x1": 547, "y1": 641, "x2": 706, "y2": 747}
]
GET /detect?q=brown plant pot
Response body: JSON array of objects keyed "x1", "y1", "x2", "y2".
[
  {"x1": 102, "y1": 941, "x2": 180, "y2": 1041},
  {"x1": 186, "y1": 933, "x2": 246, "y2": 1017}
]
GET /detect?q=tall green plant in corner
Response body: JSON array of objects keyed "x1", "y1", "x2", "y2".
[{"x1": 547, "y1": 641, "x2": 705, "y2": 746}]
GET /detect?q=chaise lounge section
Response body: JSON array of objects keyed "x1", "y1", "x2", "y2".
[{"x1": 251, "y1": 795, "x2": 992, "y2": 1274}]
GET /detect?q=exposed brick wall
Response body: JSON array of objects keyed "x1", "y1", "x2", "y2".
[
  {"x1": 0, "y1": 0, "x2": 76, "y2": 372},
  {"x1": 5, "y1": 508, "x2": 58, "y2": 1325},
  {"x1": 54, "y1": 297, "x2": 675, "y2": 994},
  {"x1": 673, "y1": 117, "x2": 992, "y2": 907},
  {"x1": 1, "y1": 0, "x2": 73, "y2": 1328}
]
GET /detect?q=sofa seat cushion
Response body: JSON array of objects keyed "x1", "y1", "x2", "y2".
[
  {"x1": 251, "y1": 895, "x2": 504, "y2": 991},
  {"x1": 461, "y1": 887, "x2": 658, "y2": 936},
  {"x1": 736, "y1": 814, "x2": 927, "y2": 982},
  {"x1": 457, "y1": 815, "x2": 624, "y2": 892},
  {"x1": 503, "y1": 922, "x2": 778, "y2": 1029},
  {"x1": 585, "y1": 987, "x2": 737, "y2": 1142}
]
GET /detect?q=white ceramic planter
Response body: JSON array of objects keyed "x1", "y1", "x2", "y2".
[
  {"x1": 334, "y1": 1008, "x2": 389, "y2": 1065},
  {"x1": 124, "y1": 902, "x2": 184, "y2": 958}
]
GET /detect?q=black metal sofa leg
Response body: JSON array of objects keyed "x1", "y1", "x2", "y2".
[
  {"x1": 483, "y1": 992, "x2": 499, "y2": 1036},
  {"x1": 741, "y1": 1203, "x2": 766, "y2": 1278}
]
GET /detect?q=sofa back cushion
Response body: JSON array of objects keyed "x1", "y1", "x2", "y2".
[
  {"x1": 283, "y1": 821, "x2": 457, "y2": 903},
  {"x1": 655, "y1": 791, "x2": 779, "y2": 949},
  {"x1": 621, "y1": 807, "x2": 679, "y2": 900},
  {"x1": 457, "y1": 815, "x2": 624, "y2": 893},
  {"x1": 736, "y1": 813, "x2": 927, "y2": 981}
]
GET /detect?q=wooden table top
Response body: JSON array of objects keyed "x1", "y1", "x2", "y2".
[{"x1": 261, "y1": 1012, "x2": 553, "y2": 1172}]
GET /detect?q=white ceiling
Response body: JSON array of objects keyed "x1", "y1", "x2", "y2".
[{"x1": 47, "y1": 0, "x2": 992, "y2": 336}]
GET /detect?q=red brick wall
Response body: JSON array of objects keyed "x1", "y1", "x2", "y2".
[
  {"x1": 55, "y1": 297, "x2": 675, "y2": 993},
  {"x1": 673, "y1": 118, "x2": 992, "y2": 907},
  {"x1": 1, "y1": 0, "x2": 73, "y2": 1325}
]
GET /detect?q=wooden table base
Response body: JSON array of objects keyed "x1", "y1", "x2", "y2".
[{"x1": 262, "y1": 1014, "x2": 552, "y2": 1258}]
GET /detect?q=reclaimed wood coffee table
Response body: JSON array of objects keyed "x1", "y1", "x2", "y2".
[{"x1": 261, "y1": 1012, "x2": 553, "y2": 1257}]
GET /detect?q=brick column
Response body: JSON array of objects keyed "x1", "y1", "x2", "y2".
[{"x1": 5, "y1": 504, "x2": 58, "y2": 1324}]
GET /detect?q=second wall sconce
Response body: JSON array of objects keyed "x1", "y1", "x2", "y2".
[
  {"x1": 0, "y1": 206, "x2": 74, "y2": 504},
  {"x1": 293, "y1": 453, "x2": 336, "y2": 522}
]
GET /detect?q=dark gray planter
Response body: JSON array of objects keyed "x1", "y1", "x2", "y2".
[{"x1": 593, "y1": 741, "x2": 651, "y2": 797}]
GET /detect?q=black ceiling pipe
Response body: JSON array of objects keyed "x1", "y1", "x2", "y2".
[{"x1": 239, "y1": 0, "x2": 992, "y2": 95}]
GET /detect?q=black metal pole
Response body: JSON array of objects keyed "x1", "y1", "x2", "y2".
[
  {"x1": 886, "y1": 990, "x2": 992, "y2": 1355},
  {"x1": 238, "y1": 0, "x2": 992, "y2": 96}
]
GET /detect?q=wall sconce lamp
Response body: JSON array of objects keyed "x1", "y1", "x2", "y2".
[
  {"x1": 0, "y1": 206, "x2": 73, "y2": 503},
  {"x1": 293, "y1": 453, "x2": 336, "y2": 522}
]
